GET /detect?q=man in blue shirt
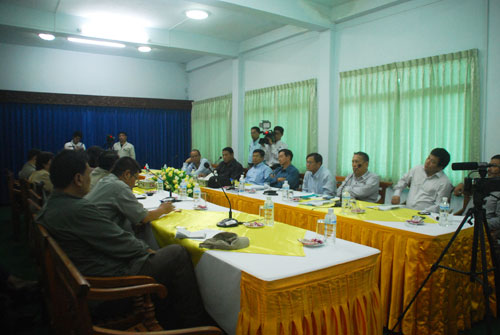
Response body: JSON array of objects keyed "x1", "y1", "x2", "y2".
[
  {"x1": 246, "y1": 149, "x2": 272, "y2": 185},
  {"x1": 182, "y1": 149, "x2": 211, "y2": 177},
  {"x1": 265, "y1": 149, "x2": 300, "y2": 189},
  {"x1": 302, "y1": 153, "x2": 336, "y2": 196},
  {"x1": 248, "y1": 126, "x2": 262, "y2": 167}
]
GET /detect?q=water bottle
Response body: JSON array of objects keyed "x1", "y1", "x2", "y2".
[
  {"x1": 180, "y1": 180, "x2": 188, "y2": 200},
  {"x1": 263, "y1": 196, "x2": 275, "y2": 227},
  {"x1": 324, "y1": 208, "x2": 337, "y2": 245},
  {"x1": 238, "y1": 175, "x2": 245, "y2": 194},
  {"x1": 282, "y1": 180, "x2": 290, "y2": 200},
  {"x1": 439, "y1": 197, "x2": 450, "y2": 227},
  {"x1": 193, "y1": 183, "x2": 201, "y2": 208},
  {"x1": 145, "y1": 163, "x2": 150, "y2": 171},
  {"x1": 342, "y1": 187, "x2": 351, "y2": 213},
  {"x1": 157, "y1": 178, "x2": 164, "y2": 192}
]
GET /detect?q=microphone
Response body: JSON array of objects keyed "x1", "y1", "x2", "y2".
[
  {"x1": 203, "y1": 162, "x2": 239, "y2": 227},
  {"x1": 451, "y1": 162, "x2": 492, "y2": 170},
  {"x1": 335, "y1": 164, "x2": 361, "y2": 207}
]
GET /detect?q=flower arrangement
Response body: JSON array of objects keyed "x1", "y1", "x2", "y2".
[{"x1": 152, "y1": 166, "x2": 196, "y2": 197}]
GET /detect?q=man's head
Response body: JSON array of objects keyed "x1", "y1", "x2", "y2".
[
  {"x1": 278, "y1": 149, "x2": 293, "y2": 167},
  {"x1": 488, "y1": 154, "x2": 500, "y2": 178},
  {"x1": 251, "y1": 127, "x2": 260, "y2": 141},
  {"x1": 111, "y1": 157, "x2": 142, "y2": 189},
  {"x1": 222, "y1": 147, "x2": 234, "y2": 163},
  {"x1": 98, "y1": 151, "x2": 119, "y2": 171},
  {"x1": 352, "y1": 152, "x2": 369, "y2": 177},
  {"x1": 190, "y1": 149, "x2": 201, "y2": 165},
  {"x1": 72, "y1": 131, "x2": 83, "y2": 144},
  {"x1": 306, "y1": 153, "x2": 322, "y2": 174},
  {"x1": 118, "y1": 132, "x2": 128, "y2": 144},
  {"x1": 27, "y1": 148, "x2": 41, "y2": 163},
  {"x1": 252, "y1": 149, "x2": 265, "y2": 165},
  {"x1": 424, "y1": 148, "x2": 450, "y2": 176},
  {"x1": 50, "y1": 150, "x2": 91, "y2": 196},
  {"x1": 274, "y1": 126, "x2": 284, "y2": 142},
  {"x1": 86, "y1": 146, "x2": 104, "y2": 168},
  {"x1": 35, "y1": 151, "x2": 54, "y2": 171}
]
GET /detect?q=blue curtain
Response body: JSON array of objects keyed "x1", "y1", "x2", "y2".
[{"x1": 1, "y1": 102, "x2": 191, "y2": 204}]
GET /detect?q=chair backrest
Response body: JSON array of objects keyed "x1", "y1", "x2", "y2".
[{"x1": 5, "y1": 169, "x2": 22, "y2": 238}]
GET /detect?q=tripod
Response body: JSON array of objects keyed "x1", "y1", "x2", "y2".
[{"x1": 388, "y1": 189, "x2": 500, "y2": 335}]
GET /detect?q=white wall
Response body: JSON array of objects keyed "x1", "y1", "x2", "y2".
[
  {"x1": 187, "y1": 59, "x2": 233, "y2": 101},
  {"x1": 0, "y1": 43, "x2": 188, "y2": 99}
]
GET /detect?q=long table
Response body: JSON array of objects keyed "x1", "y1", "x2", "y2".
[
  {"x1": 140, "y1": 192, "x2": 382, "y2": 335},
  {"x1": 201, "y1": 186, "x2": 497, "y2": 335}
]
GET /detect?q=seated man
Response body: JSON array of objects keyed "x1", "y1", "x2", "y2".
[
  {"x1": 391, "y1": 148, "x2": 453, "y2": 212},
  {"x1": 85, "y1": 157, "x2": 172, "y2": 249},
  {"x1": 89, "y1": 151, "x2": 119, "y2": 190},
  {"x1": 215, "y1": 147, "x2": 243, "y2": 184},
  {"x1": 64, "y1": 131, "x2": 86, "y2": 151},
  {"x1": 265, "y1": 149, "x2": 300, "y2": 190},
  {"x1": 182, "y1": 149, "x2": 211, "y2": 177},
  {"x1": 29, "y1": 151, "x2": 54, "y2": 194},
  {"x1": 245, "y1": 149, "x2": 272, "y2": 185},
  {"x1": 18, "y1": 148, "x2": 40, "y2": 180},
  {"x1": 303, "y1": 153, "x2": 336, "y2": 196},
  {"x1": 336, "y1": 152, "x2": 380, "y2": 202},
  {"x1": 37, "y1": 150, "x2": 211, "y2": 329}
]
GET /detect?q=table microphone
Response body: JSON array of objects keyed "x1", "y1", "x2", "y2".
[
  {"x1": 203, "y1": 162, "x2": 239, "y2": 227},
  {"x1": 335, "y1": 164, "x2": 361, "y2": 207}
]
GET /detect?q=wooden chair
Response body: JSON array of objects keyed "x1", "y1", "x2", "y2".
[
  {"x1": 38, "y1": 224, "x2": 222, "y2": 335},
  {"x1": 5, "y1": 169, "x2": 22, "y2": 239},
  {"x1": 335, "y1": 175, "x2": 392, "y2": 204}
]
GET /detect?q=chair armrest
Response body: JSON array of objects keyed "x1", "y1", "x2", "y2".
[
  {"x1": 88, "y1": 283, "x2": 167, "y2": 301},
  {"x1": 86, "y1": 275, "x2": 156, "y2": 288},
  {"x1": 93, "y1": 325, "x2": 223, "y2": 335}
]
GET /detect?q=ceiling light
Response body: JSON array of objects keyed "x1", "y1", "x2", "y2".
[
  {"x1": 81, "y1": 19, "x2": 149, "y2": 44},
  {"x1": 67, "y1": 37, "x2": 125, "y2": 48},
  {"x1": 39, "y1": 33, "x2": 55, "y2": 41},
  {"x1": 138, "y1": 46, "x2": 151, "y2": 53},
  {"x1": 185, "y1": 10, "x2": 209, "y2": 20}
]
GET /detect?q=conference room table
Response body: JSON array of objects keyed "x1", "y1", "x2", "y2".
[
  {"x1": 200, "y1": 186, "x2": 497, "y2": 335},
  {"x1": 137, "y1": 191, "x2": 382, "y2": 335}
]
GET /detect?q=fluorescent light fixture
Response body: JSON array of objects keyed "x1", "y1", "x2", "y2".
[
  {"x1": 138, "y1": 46, "x2": 151, "y2": 53},
  {"x1": 185, "y1": 10, "x2": 209, "y2": 20},
  {"x1": 39, "y1": 33, "x2": 55, "y2": 41},
  {"x1": 81, "y1": 18, "x2": 149, "y2": 43},
  {"x1": 67, "y1": 37, "x2": 125, "y2": 48}
]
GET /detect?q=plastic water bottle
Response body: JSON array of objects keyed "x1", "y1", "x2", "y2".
[
  {"x1": 263, "y1": 196, "x2": 275, "y2": 227},
  {"x1": 282, "y1": 180, "x2": 290, "y2": 200},
  {"x1": 342, "y1": 187, "x2": 351, "y2": 213},
  {"x1": 157, "y1": 178, "x2": 164, "y2": 192},
  {"x1": 193, "y1": 183, "x2": 201, "y2": 208},
  {"x1": 145, "y1": 163, "x2": 150, "y2": 170},
  {"x1": 439, "y1": 197, "x2": 450, "y2": 227},
  {"x1": 180, "y1": 180, "x2": 188, "y2": 200},
  {"x1": 324, "y1": 208, "x2": 337, "y2": 245},
  {"x1": 238, "y1": 175, "x2": 245, "y2": 194}
]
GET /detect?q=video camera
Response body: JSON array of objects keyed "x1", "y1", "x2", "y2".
[
  {"x1": 106, "y1": 135, "x2": 115, "y2": 150},
  {"x1": 452, "y1": 162, "x2": 500, "y2": 197},
  {"x1": 258, "y1": 120, "x2": 274, "y2": 145}
]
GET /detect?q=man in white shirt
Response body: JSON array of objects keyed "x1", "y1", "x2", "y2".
[
  {"x1": 182, "y1": 149, "x2": 211, "y2": 177},
  {"x1": 113, "y1": 131, "x2": 136, "y2": 159},
  {"x1": 263, "y1": 126, "x2": 288, "y2": 169},
  {"x1": 64, "y1": 131, "x2": 86, "y2": 151},
  {"x1": 248, "y1": 126, "x2": 262, "y2": 167},
  {"x1": 337, "y1": 152, "x2": 380, "y2": 202},
  {"x1": 302, "y1": 153, "x2": 336, "y2": 196},
  {"x1": 391, "y1": 148, "x2": 453, "y2": 212}
]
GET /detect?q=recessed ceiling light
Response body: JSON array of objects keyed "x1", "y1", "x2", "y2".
[
  {"x1": 67, "y1": 37, "x2": 125, "y2": 48},
  {"x1": 39, "y1": 33, "x2": 55, "y2": 41},
  {"x1": 138, "y1": 46, "x2": 151, "y2": 53},
  {"x1": 185, "y1": 10, "x2": 209, "y2": 20}
]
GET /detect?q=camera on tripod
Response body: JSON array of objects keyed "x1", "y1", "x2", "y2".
[
  {"x1": 106, "y1": 134, "x2": 115, "y2": 150},
  {"x1": 258, "y1": 120, "x2": 275, "y2": 145},
  {"x1": 452, "y1": 162, "x2": 500, "y2": 197}
]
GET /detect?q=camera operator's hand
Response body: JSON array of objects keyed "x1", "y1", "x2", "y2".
[
  {"x1": 267, "y1": 136, "x2": 273, "y2": 145},
  {"x1": 453, "y1": 183, "x2": 465, "y2": 196},
  {"x1": 185, "y1": 157, "x2": 192, "y2": 164}
]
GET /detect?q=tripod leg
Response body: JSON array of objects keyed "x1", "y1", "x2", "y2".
[{"x1": 477, "y1": 212, "x2": 493, "y2": 334}]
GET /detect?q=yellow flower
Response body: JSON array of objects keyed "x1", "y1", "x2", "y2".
[
  {"x1": 173, "y1": 179, "x2": 178, "y2": 184},
  {"x1": 187, "y1": 183, "x2": 192, "y2": 188},
  {"x1": 187, "y1": 189, "x2": 193, "y2": 194},
  {"x1": 175, "y1": 184, "x2": 179, "y2": 189}
]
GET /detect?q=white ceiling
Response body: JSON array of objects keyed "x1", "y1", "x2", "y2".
[{"x1": 0, "y1": 0, "x2": 408, "y2": 65}]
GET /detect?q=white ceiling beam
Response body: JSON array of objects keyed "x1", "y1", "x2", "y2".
[
  {"x1": 239, "y1": 25, "x2": 309, "y2": 54},
  {"x1": 186, "y1": 56, "x2": 225, "y2": 72},
  {"x1": 331, "y1": 0, "x2": 412, "y2": 23}
]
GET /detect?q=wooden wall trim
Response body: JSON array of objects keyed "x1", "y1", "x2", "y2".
[{"x1": 0, "y1": 90, "x2": 192, "y2": 111}]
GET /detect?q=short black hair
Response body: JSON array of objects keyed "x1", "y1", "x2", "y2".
[
  {"x1": 354, "y1": 151, "x2": 369, "y2": 162},
  {"x1": 28, "y1": 148, "x2": 41, "y2": 160},
  {"x1": 222, "y1": 147, "x2": 234, "y2": 155},
  {"x1": 253, "y1": 149, "x2": 265, "y2": 158},
  {"x1": 306, "y1": 153, "x2": 322, "y2": 164},
  {"x1": 430, "y1": 148, "x2": 450, "y2": 168},
  {"x1": 274, "y1": 126, "x2": 284, "y2": 135},
  {"x1": 491, "y1": 154, "x2": 500, "y2": 161},
  {"x1": 118, "y1": 131, "x2": 127, "y2": 137},
  {"x1": 111, "y1": 157, "x2": 141, "y2": 177},
  {"x1": 50, "y1": 150, "x2": 88, "y2": 189},
  {"x1": 98, "y1": 151, "x2": 119, "y2": 171},
  {"x1": 35, "y1": 151, "x2": 54, "y2": 170},
  {"x1": 191, "y1": 149, "x2": 201, "y2": 156},
  {"x1": 279, "y1": 148, "x2": 293, "y2": 161},
  {"x1": 251, "y1": 126, "x2": 260, "y2": 133},
  {"x1": 72, "y1": 131, "x2": 83, "y2": 139},
  {"x1": 86, "y1": 146, "x2": 104, "y2": 168}
]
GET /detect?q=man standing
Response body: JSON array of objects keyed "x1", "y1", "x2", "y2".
[
  {"x1": 246, "y1": 149, "x2": 272, "y2": 185},
  {"x1": 215, "y1": 147, "x2": 243, "y2": 183},
  {"x1": 38, "y1": 150, "x2": 211, "y2": 329},
  {"x1": 182, "y1": 149, "x2": 211, "y2": 177},
  {"x1": 263, "y1": 126, "x2": 288, "y2": 169},
  {"x1": 64, "y1": 131, "x2": 86, "y2": 151},
  {"x1": 18, "y1": 148, "x2": 40, "y2": 180},
  {"x1": 113, "y1": 131, "x2": 136, "y2": 159},
  {"x1": 248, "y1": 127, "x2": 262, "y2": 167},
  {"x1": 265, "y1": 149, "x2": 300, "y2": 189},
  {"x1": 391, "y1": 148, "x2": 453, "y2": 212},
  {"x1": 302, "y1": 153, "x2": 336, "y2": 196},
  {"x1": 337, "y1": 152, "x2": 380, "y2": 202}
]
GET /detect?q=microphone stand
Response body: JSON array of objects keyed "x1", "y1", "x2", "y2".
[
  {"x1": 335, "y1": 164, "x2": 361, "y2": 207},
  {"x1": 204, "y1": 162, "x2": 239, "y2": 227}
]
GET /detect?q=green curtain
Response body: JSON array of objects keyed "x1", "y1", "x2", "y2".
[
  {"x1": 337, "y1": 49, "x2": 479, "y2": 185},
  {"x1": 191, "y1": 94, "x2": 232, "y2": 164},
  {"x1": 244, "y1": 79, "x2": 318, "y2": 172}
]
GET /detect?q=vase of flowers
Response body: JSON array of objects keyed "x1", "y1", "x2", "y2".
[{"x1": 152, "y1": 166, "x2": 195, "y2": 197}]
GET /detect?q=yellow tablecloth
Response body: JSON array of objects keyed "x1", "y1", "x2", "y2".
[{"x1": 201, "y1": 187, "x2": 496, "y2": 335}]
